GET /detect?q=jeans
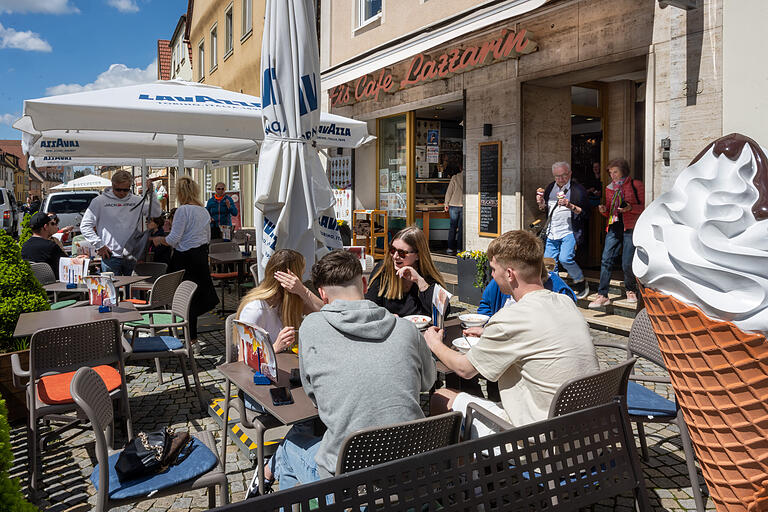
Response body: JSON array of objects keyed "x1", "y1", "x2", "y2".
[
  {"x1": 273, "y1": 421, "x2": 323, "y2": 490},
  {"x1": 598, "y1": 228, "x2": 637, "y2": 296},
  {"x1": 544, "y1": 233, "x2": 584, "y2": 282},
  {"x1": 100, "y1": 256, "x2": 135, "y2": 276},
  {"x1": 448, "y1": 206, "x2": 463, "y2": 251}
]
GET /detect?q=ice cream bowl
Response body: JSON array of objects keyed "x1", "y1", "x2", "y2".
[
  {"x1": 404, "y1": 315, "x2": 431, "y2": 330},
  {"x1": 458, "y1": 313, "x2": 490, "y2": 328},
  {"x1": 452, "y1": 337, "x2": 480, "y2": 354}
]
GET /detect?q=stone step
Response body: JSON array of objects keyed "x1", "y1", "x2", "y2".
[
  {"x1": 431, "y1": 253, "x2": 458, "y2": 277},
  {"x1": 578, "y1": 306, "x2": 634, "y2": 336},
  {"x1": 577, "y1": 290, "x2": 638, "y2": 319}
]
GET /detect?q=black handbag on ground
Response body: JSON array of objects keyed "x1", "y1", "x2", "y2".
[{"x1": 115, "y1": 427, "x2": 191, "y2": 481}]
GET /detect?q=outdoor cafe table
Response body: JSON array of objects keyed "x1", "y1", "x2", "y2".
[
  {"x1": 43, "y1": 275, "x2": 152, "y2": 297},
  {"x1": 217, "y1": 353, "x2": 317, "y2": 493},
  {"x1": 13, "y1": 301, "x2": 142, "y2": 338},
  {"x1": 209, "y1": 252, "x2": 252, "y2": 314}
]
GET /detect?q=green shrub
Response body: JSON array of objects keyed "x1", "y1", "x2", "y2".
[
  {"x1": 18, "y1": 214, "x2": 32, "y2": 248},
  {"x1": 0, "y1": 392, "x2": 38, "y2": 511},
  {"x1": 0, "y1": 230, "x2": 49, "y2": 353}
]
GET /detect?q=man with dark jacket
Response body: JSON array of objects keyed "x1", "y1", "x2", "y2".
[
  {"x1": 535, "y1": 162, "x2": 590, "y2": 299},
  {"x1": 21, "y1": 211, "x2": 71, "y2": 279}
]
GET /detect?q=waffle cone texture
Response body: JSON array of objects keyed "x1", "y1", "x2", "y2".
[{"x1": 642, "y1": 287, "x2": 768, "y2": 512}]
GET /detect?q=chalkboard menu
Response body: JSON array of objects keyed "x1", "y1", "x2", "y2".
[{"x1": 478, "y1": 141, "x2": 501, "y2": 237}]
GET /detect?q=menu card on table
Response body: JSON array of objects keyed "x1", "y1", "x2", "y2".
[
  {"x1": 83, "y1": 275, "x2": 118, "y2": 307},
  {"x1": 58, "y1": 257, "x2": 89, "y2": 284},
  {"x1": 234, "y1": 320, "x2": 277, "y2": 384},
  {"x1": 431, "y1": 284, "x2": 452, "y2": 330}
]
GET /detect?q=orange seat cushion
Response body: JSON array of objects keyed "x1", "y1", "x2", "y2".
[
  {"x1": 38, "y1": 365, "x2": 122, "y2": 405},
  {"x1": 124, "y1": 298, "x2": 147, "y2": 305},
  {"x1": 211, "y1": 272, "x2": 238, "y2": 279}
]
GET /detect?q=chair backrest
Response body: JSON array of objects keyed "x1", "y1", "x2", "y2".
[
  {"x1": 30, "y1": 319, "x2": 124, "y2": 380},
  {"x1": 249, "y1": 263, "x2": 259, "y2": 287},
  {"x1": 335, "y1": 411, "x2": 463, "y2": 475},
  {"x1": 147, "y1": 270, "x2": 185, "y2": 309},
  {"x1": 628, "y1": 309, "x2": 666, "y2": 369},
  {"x1": 549, "y1": 357, "x2": 637, "y2": 418},
  {"x1": 225, "y1": 313, "x2": 237, "y2": 364},
  {"x1": 70, "y1": 367, "x2": 115, "y2": 511},
  {"x1": 218, "y1": 400, "x2": 650, "y2": 512},
  {"x1": 209, "y1": 241, "x2": 239, "y2": 254},
  {"x1": 133, "y1": 262, "x2": 168, "y2": 284},
  {"x1": 171, "y1": 280, "x2": 198, "y2": 321},
  {"x1": 29, "y1": 261, "x2": 56, "y2": 285}
]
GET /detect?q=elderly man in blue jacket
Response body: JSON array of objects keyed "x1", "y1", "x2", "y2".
[{"x1": 205, "y1": 182, "x2": 238, "y2": 239}]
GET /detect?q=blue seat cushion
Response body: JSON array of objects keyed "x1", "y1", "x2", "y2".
[
  {"x1": 91, "y1": 437, "x2": 217, "y2": 500},
  {"x1": 132, "y1": 336, "x2": 184, "y2": 352},
  {"x1": 627, "y1": 381, "x2": 677, "y2": 417}
]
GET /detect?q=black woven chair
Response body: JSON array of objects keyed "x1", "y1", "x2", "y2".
[
  {"x1": 211, "y1": 399, "x2": 650, "y2": 512},
  {"x1": 28, "y1": 261, "x2": 78, "y2": 309}
]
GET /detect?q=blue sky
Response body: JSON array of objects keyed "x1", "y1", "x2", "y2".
[{"x1": 0, "y1": 0, "x2": 188, "y2": 140}]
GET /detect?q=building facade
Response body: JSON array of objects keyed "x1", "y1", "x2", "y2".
[
  {"x1": 187, "y1": 0, "x2": 266, "y2": 228},
  {"x1": 321, "y1": 0, "x2": 731, "y2": 265},
  {"x1": 0, "y1": 140, "x2": 28, "y2": 199}
]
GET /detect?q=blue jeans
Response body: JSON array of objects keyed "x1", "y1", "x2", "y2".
[
  {"x1": 273, "y1": 421, "x2": 323, "y2": 490},
  {"x1": 448, "y1": 206, "x2": 463, "y2": 251},
  {"x1": 544, "y1": 233, "x2": 584, "y2": 282},
  {"x1": 598, "y1": 228, "x2": 637, "y2": 295},
  {"x1": 101, "y1": 256, "x2": 135, "y2": 276}
]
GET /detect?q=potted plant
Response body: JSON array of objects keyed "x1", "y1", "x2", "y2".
[
  {"x1": 0, "y1": 230, "x2": 49, "y2": 422},
  {"x1": 456, "y1": 250, "x2": 490, "y2": 305}
]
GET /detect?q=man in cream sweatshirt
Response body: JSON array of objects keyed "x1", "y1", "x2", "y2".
[{"x1": 80, "y1": 170, "x2": 160, "y2": 275}]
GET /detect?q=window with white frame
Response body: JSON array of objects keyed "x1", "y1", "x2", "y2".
[
  {"x1": 358, "y1": 0, "x2": 382, "y2": 26},
  {"x1": 242, "y1": 0, "x2": 252, "y2": 38},
  {"x1": 197, "y1": 40, "x2": 205, "y2": 80},
  {"x1": 205, "y1": 169, "x2": 213, "y2": 198},
  {"x1": 210, "y1": 25, "x2": 218, "y2": 71},
  {"x1": 229, "y1": 166, "x2": 240, "y2": 191},
  {"x1": 225, "y1": 6, "x2": 233, "y2": 55}
]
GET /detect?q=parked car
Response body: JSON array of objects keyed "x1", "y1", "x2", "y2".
[
  {"x1": 0, "y1": 187, "x2": 19, "y2": 237},
  {"x1": 41, "y1": 191, "x2": 99, "y2": 235}
]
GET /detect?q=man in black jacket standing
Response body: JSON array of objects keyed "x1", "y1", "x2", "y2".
[{"x1": 535, "y1": 162, "x2": 589, "y2": 299}]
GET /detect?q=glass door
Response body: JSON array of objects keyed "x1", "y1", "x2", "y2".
[{"x1": 377, "y1": 113, "x2": 411, "y2": 232}]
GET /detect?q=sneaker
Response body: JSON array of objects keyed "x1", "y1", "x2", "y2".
[
  {"x1": 446, "y1": 248, "x2": 456, "y2": 255},
  {"x1": 625, "y1": 291, "x2": 638, "y2": 304},
  {"x1": 588, "y1": 295, "x2": 612, "y2": 309},
  {"x1": 572, "y1": 280, "x2": 590, "y2": 300},
  {"x1": 246, "y1": 471, "x2": 274, "y2": 499}
]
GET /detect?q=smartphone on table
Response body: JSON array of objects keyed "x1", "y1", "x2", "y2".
[{"x1": 270, "y1": 386, "x2": 294, "y2": 406}]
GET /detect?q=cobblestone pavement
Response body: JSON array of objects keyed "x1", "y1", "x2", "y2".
[{"x1": 10, "y1": 295, "x2": 716, "y2": 511}]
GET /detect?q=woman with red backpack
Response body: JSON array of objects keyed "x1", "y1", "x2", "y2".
[{"x1": 588, "y1": 158, "x2": 645, "y2": 308}]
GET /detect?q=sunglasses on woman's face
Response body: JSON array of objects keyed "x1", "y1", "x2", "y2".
[{"x1": 389, "y1": 246, "x2": 416, "y2": 259}]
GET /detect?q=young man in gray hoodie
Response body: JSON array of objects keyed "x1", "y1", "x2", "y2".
[
  {"x1": 80, "y1": 170, "x2": 160, "y2": 275},
  {"x1": 268, "y1": 249, "x2": 436, "y2": 491}
]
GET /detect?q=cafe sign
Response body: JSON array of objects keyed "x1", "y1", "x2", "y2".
[{"x1": 330, "y1": 28, "x2": 537, "y2": 107}]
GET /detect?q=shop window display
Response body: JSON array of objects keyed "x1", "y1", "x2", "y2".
[{"x1": 378, "y1": 115, "x2": 408, "y2": 227}]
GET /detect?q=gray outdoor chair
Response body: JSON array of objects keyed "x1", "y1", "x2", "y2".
[
  {"x1": 70, "y1": 367, "x2": 228, "y2": 511},
  {"x1": 128, "y1": 261, "x2": 168, "y2": 300},
  {"x1": 335, "y1": 411, "x2": 463, "y2": 475},
  {"x1": 125, "y1": 281, "x2": 206, "y2": 411},
  {"x1": 250, "y1": 263, "x2": 259, "y2": 287},
  {"x1": 11, "y1": 319, "x2": 132, "y2": 493},
  {"x1": 595, "y1": 309, "x2": 707, "y2": 512}
]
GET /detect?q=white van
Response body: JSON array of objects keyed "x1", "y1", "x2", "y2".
[{"x1": 41, "y1": 191, "x2": 99, "y2": 234}]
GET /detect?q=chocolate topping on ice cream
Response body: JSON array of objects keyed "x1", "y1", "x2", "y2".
[{"x1": 690, "y1": 133, "x2": 768, "y2": 220}]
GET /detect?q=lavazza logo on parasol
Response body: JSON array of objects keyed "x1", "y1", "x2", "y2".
[
  {"x1": 137, "y1": 94, "x2": 261, "y2": 109},
  {"x1": 40, "y1": 138, "x2": 80, "y2": 148}
]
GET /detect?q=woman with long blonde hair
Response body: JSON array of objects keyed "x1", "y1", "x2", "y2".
[
  {"x1": 237, "y1": 249, "x2": 322, "y2": 355},
  {"x1": 365, "y1": 225, "x2": 446, "y2": 317},
  {"x1": 151, "y1": 176, "x2": 218, "y2": 344}
]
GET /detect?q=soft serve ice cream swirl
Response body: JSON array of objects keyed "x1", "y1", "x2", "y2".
[{"x1": 633, "y1": 133, "x2": 768, "y2": 335}]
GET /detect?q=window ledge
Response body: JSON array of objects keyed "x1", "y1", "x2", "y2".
[
  {"x1": 355, "y1": 12, "x2": 382, "y2": 34},
  {"x1": 241, "y1": 29, "x2": 253, "y2": 44},
  {"x1": 210, "y1": 64, "x2": 218, "y2": 74},
  {"x1": 223, "y1": 49, "x2": 233, "y2": 61},
  {"x1": 198, "y1": 76, "x2": 205, "y2": 83}
]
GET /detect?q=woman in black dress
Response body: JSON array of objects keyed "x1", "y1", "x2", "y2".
[{"x1": 365, "y1": 225, "x2": 447, "y2": 317}]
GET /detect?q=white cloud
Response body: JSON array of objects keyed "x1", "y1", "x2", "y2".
[
  {"x1": 0, "y1": 23, "x2": 52, "y2": 52},
  {"x1": 1, "y1": 113, "x2": 18, "y2": 126},
  {"x1": 0, "y1": 0, "x2": 79, "y2": 14},
  {"x1": 107, "y1": 0, "x2": 138, "y2": 13},
  {"x1": 46, "y1": 60, "x2": 157, "y2": 95}
]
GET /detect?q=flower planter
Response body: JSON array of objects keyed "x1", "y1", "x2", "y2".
[
  {"x1": 0, "y1": 349, "x2": 28, "y2": 423},
  {"x1": 457, "y1": 257, "x2": 488, "y2": 306}
]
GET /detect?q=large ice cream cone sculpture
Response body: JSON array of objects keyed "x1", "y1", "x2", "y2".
[
  {"x1": 634, "y1": 134, "x2": 768, "y2": 512},
  {"x1": 642, "y1": 287, "x2": 768, "y2": 511}
]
